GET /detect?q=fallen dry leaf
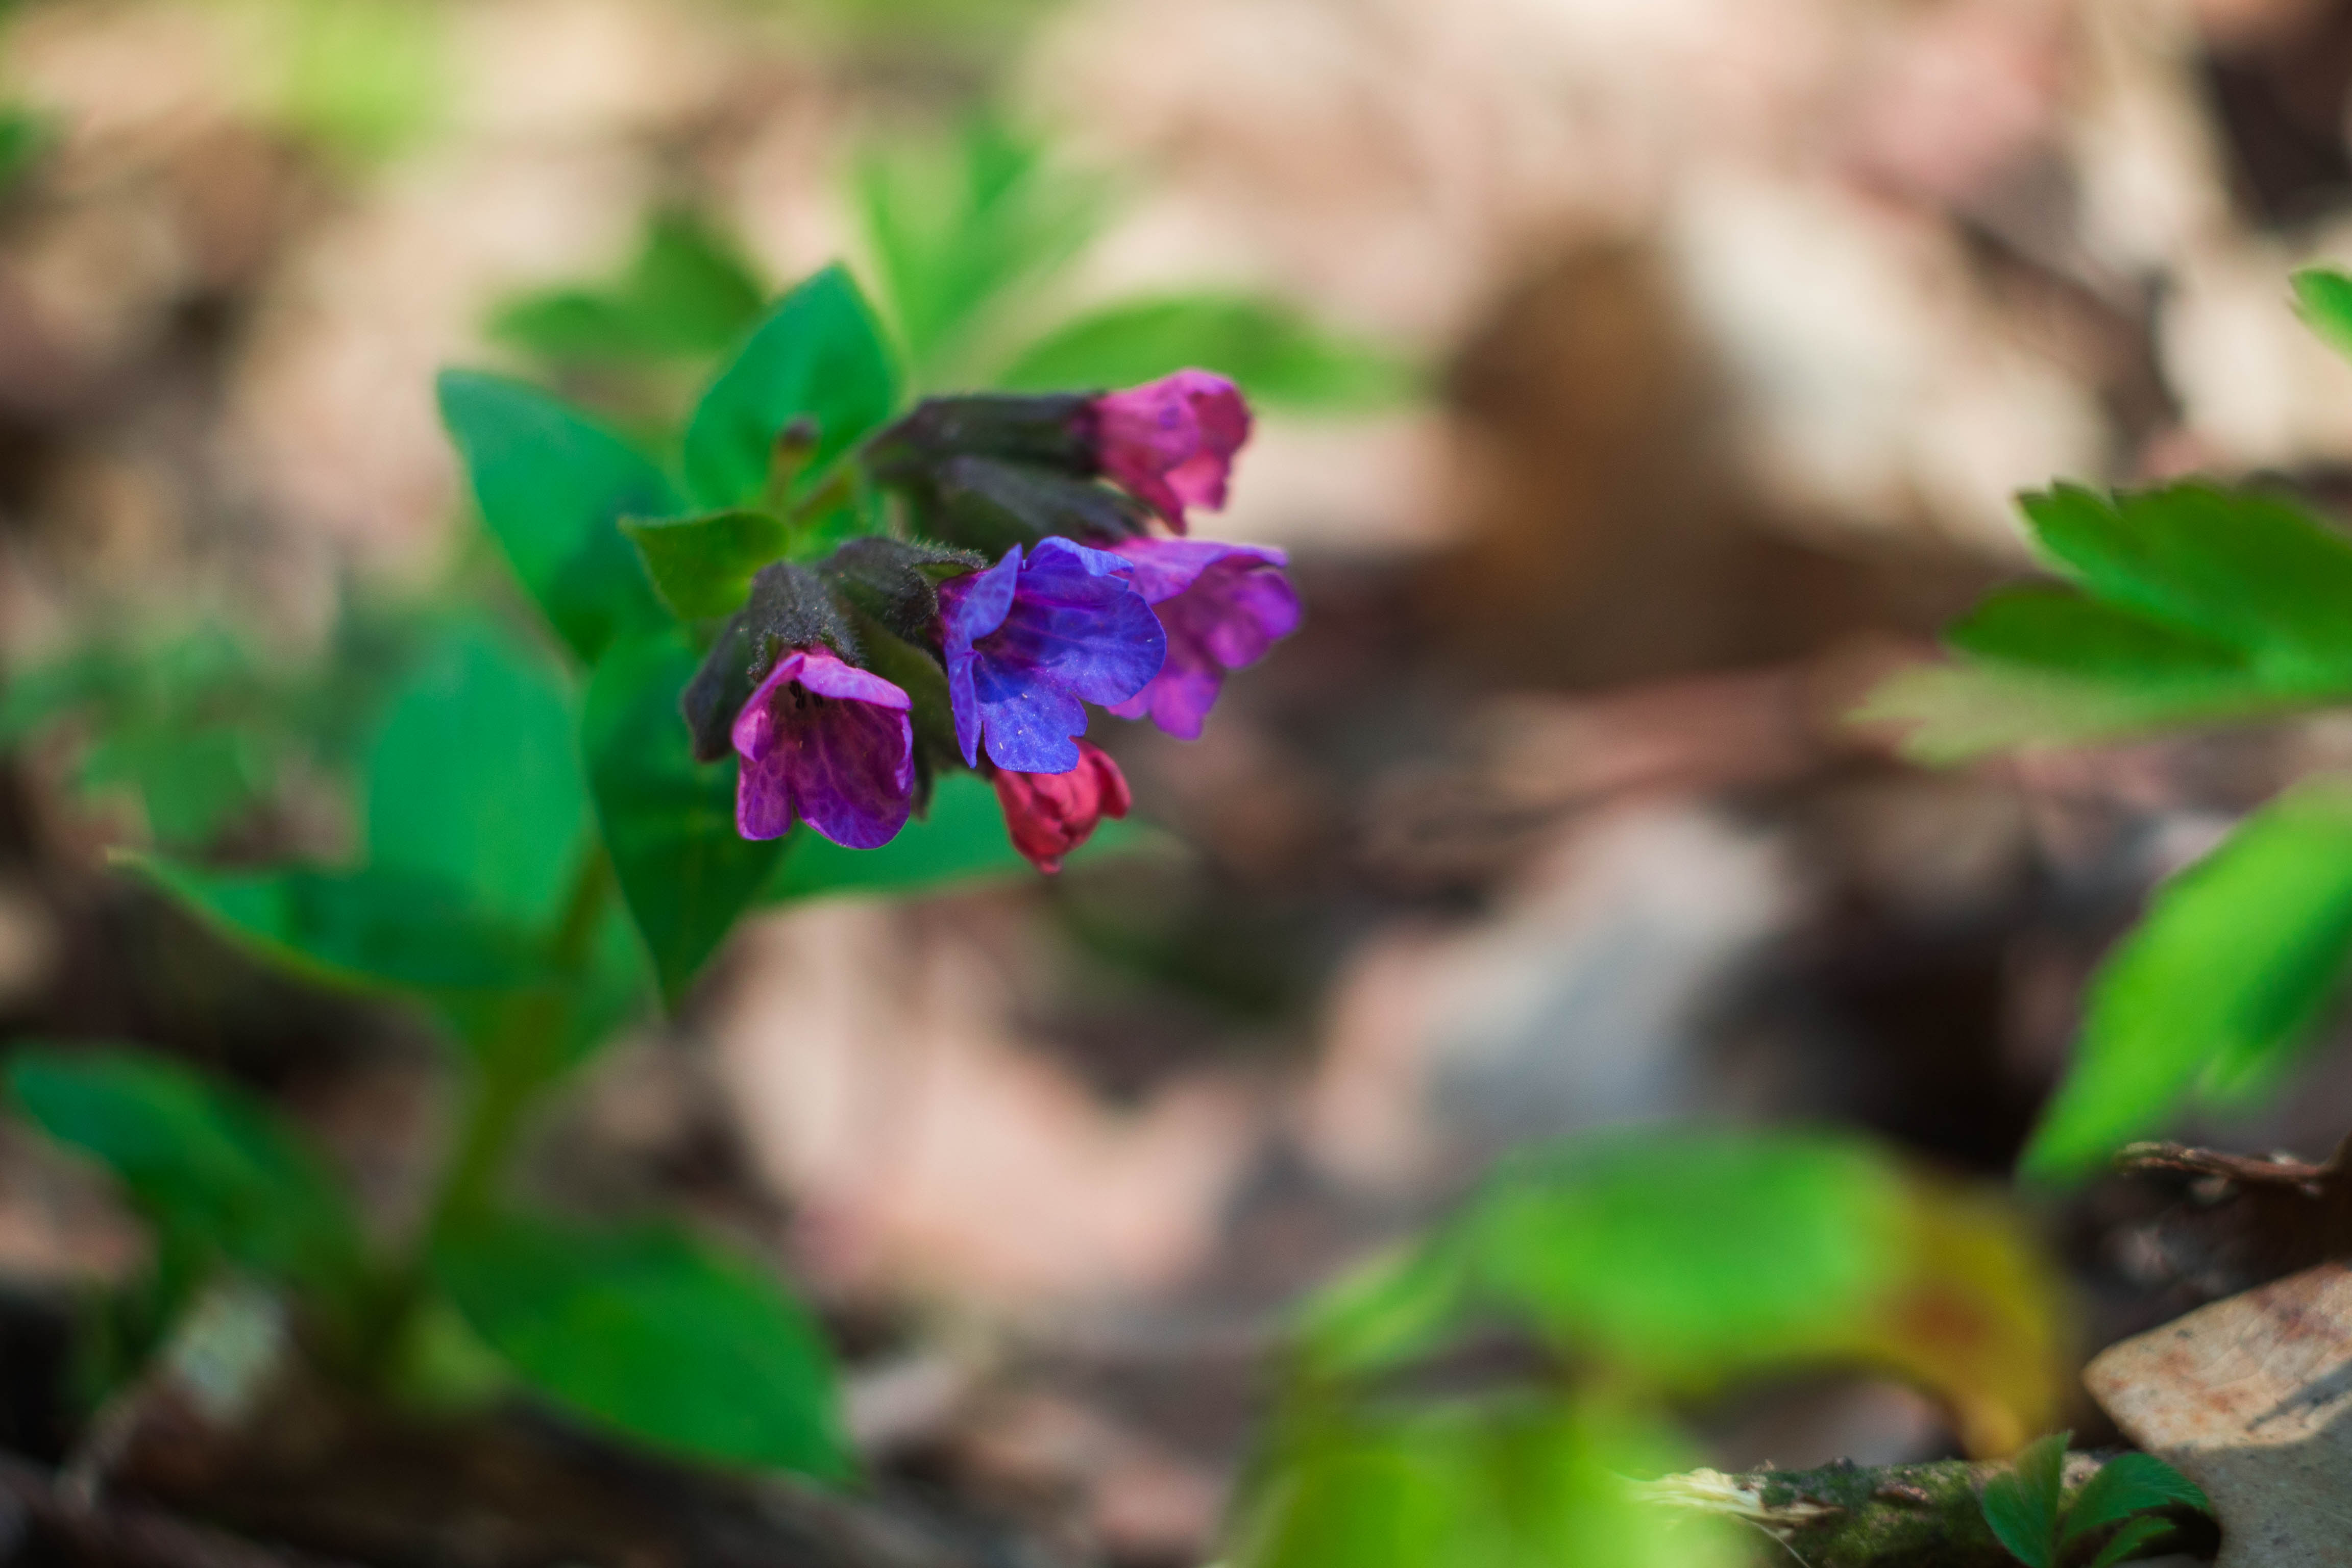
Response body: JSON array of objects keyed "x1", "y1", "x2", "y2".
[{"x1": 2087, "y1": 1259, "x2": 2352, "y2": 1567}]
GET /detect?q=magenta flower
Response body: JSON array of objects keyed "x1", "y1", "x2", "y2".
[
  {"x1": 1106, "y1": 537, "x2": 1299, "y2": 740},
  {"x1": 938, "y1": 537, "x2": 1166, "y2": 775},
  {"x1": 730, "y1": 646, "x2": 914, "y2": 848},
  {"x1": 1091, "y1": 371, "x2": 1251, "y2": 533},
  {"x1": 989, "y1": 741, "x2": 1133, "y2": 874}
]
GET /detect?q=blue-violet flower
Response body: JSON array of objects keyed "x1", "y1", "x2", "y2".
[{"x1": 938, "y1": 537, "x2": 1165, "y2": 774}]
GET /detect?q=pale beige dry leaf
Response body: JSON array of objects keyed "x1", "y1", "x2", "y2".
[{"x1": 2087, "y1": 1260, "x2": 2352, "y2": 1568}]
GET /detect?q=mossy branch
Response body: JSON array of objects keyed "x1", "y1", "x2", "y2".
[{"x1": 1635, "y1": 1456, "x2": 2210, "y2": 1568}]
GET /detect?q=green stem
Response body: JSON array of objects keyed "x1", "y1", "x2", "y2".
[
  {"x1": 428, "y1": 846, "x2": 612, "y2": 1230},
  {"x1": 353, "y1": 847, "x2": 613, "y2": 1382}
]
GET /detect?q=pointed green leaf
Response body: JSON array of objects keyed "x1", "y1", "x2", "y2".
[
  {"x1": 621, "y1": 509, "x2": 792, "y2": 622},
  {"x1": 437, "y1": 372, "x2": 676, "y2": 663},
  {"x1": 680, "y1": 265, "x2": 899, "y2": 511},
  {"x1": 1979, "y1": 1431, "x2": 2069, "y2": 1568},
  {"x1": 2024, "y1": 783, "x2": 2352, "y2": 1180},
  {"x1": 433, "y1": 1212, "x2": 847, "y2": 1479},
  {"x1": 121, "y1": 853, "x2": 548, "y2": 996},
  {"x1": 2061, "y1": 1451, "x2": 2212, "y2": 1544},
  {"x1": 999, "y1": 293, "x2": 1415, "y2": 411},
  {"x1": 366, "y1": 619, "x2": 591, "y2": 936},
  {"x1": 1947, "y1": 585, "x2": 2251, "y2": 680},
  {"x1": 6, "y1": 1045, "x2": 362, "y2": 1293},
  {"x1": 2019, "y1": 483, "x2": 2352, "y2": 675},
  {"x1": 583, "y1": 631, "x2": 783, "y2": 1007}
]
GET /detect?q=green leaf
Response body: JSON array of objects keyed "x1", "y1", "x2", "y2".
[
  {"x1": 680, "y1": 265, "x2": 900, "y2": 511},
  {"x1": 491, "y1": 211, "x2": 767, "y2": 364},
  {"x1": 2294, "y1": 266, "x2": 2352, "y2": 365},
  {"x1": 998, "y1": 294, "x2": 1416, "y2": 411},
  {"x1": 2084, "y1": 1515, "x2": 2173, "y2": 1568},
  {"x1": 584, "y1": 631, "x2": 783, "y2": 1007},
  {"x1": 433, "y1": 1211, "x2": 847, "y2": 1479},
  {"x1": 1979, "y1": 1431, "x2": 2069, "y2": 1568},
  {"x1": 1232, "y1": 1395, "x2": 1735, "y2": 1568},
  {"x1": 121, "y1": 853, "x2": 548, "y2": 996},
  {"x1": 2061, "y1": 1452, "x2": 2212, "y2": 1544},
  {"x1": 437, "y1": 372, "x2": 677, "y2": 664},
  {"x1": 2023, "y1": 783, "x2": 2352, "y2": 1180},
  {"x1": 365, "y1": 620, "x2": 591, "y2": 936},
  {"x1": 1861, "y1": 482, "x2": 2352, "y2": 758},
  {"x1": 854, "y1": 115, "x2": 1109, "y2": 385},
  {"x1": 2020, "y1": 484, "x2": 2352, "y2": 675},
  {"x1": 5, "y1": 1045, "x2": 362, "y2": 1293},
  {"x1": 764, "y1": 768, "x2": 1144, "y2": 903},
  {"x1": 621, "y1": 509, "x2": 792, "y2": 622},
  {"x1": 1454, "y1": 1132, "x2": 1907, "y2": 1378}
]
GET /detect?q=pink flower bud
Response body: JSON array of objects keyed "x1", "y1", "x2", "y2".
[
  {"x1": 1091, "y1": 371, "x2": 1252, "y2": 533},
  {"x1": 987, "y1": 741, "x2": 1133, "y2": 874}
]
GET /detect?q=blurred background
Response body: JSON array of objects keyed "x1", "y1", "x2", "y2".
[{"x1": 6, "y1": 0, "x2": 2352, "y2": 1561}]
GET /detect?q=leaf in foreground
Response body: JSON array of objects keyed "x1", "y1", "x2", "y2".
[
  {"x1": 6, "y1": 1045, "x2": 362, "y2": 1294},
  {"x1": 434, "y1": 1211, "x2": 847, "y2": 1479}
]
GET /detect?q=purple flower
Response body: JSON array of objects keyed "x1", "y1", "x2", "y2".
[
  {"x1": 1106, "y1": 537, "x2": 1299, "y2": 740},
  {"x1": 1092, "y1": 371, "x2": 1251, "y2": 533},
  {"x1": 730, "y1": 646, "x2": 914, "y2": 848},
  {"x1": 938, "y1": 537, "x2": 1166, "y2": 775},
  {"x1": 989, "y1": 741, "x2": 1133, "y2": 874}
]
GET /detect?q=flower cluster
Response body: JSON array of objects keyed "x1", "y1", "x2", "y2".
[{"x1": 701, "y1": 371, "x2": 1296, "y2": 872}]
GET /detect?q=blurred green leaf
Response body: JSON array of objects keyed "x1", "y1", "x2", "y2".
[
  {"x1": 621, "y1": 509, "x2": 791, "y2": 622},
  {"x1": 437, "y1": 372, "x2": 677, "y2": 664},
  {"x1": 765, "y1": 768, "x2": 1143, "y2": 903},
  {"x1": 583, "y1": 632, "x2": 783, "y2": 1007},
  {"x1": 1301, "y1": 1129, "x2": 2067, "y2": 1455},
  {"x1": 5, "y1": 1045, "x2": 363, "y2": 1295},
  {"x1": 79, "y1": 723, "x2": 271, "y2": 848},
  {"x1": 433, "y1": 1211, "x2": 847, "y2": 1479},
  {"x1": 0, "y1": 106, "x2": 50, "y2": 194},
  {"x1": 1980, "y1": 1430, "x2": 2069, "y2": 1568},
  {"x1": 999, "y1": 294, "x2": 1416, "y2": 411},
  {"x1": 492, "y1": 212, "x2": 768, "y2": 365},
  {"x1": 2295, "y1": 266, "x2": 2352, "y2": 364},
  {"x1": 2023, "y1": 783, "x2": 2352, "y2": 1181},
  {"x1": 1232, "y1": 1394, "x2": 1733, "y2": 1568},
  {"x1": 121, "y1": 854, "x2": 548, "y2": 997},
  {"x1": 681, "y1": 265, "x2": 899, "y2": 511},
  {"x1": 855, "y1": 115, "x2": 1108, "y2": 385},
  {"x1": 2062, "y1": 1452, "x2": 2212, "y2": 1545},
  {"x1": 365, "y1": 620, "x2": 590, "y2": 935},
  {"x1": 260, "y1": 0, "x2": 446, "y2": 162},
  {"x1": 1859, "y1": 482, "x2": 2352, "y2": 759}
]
